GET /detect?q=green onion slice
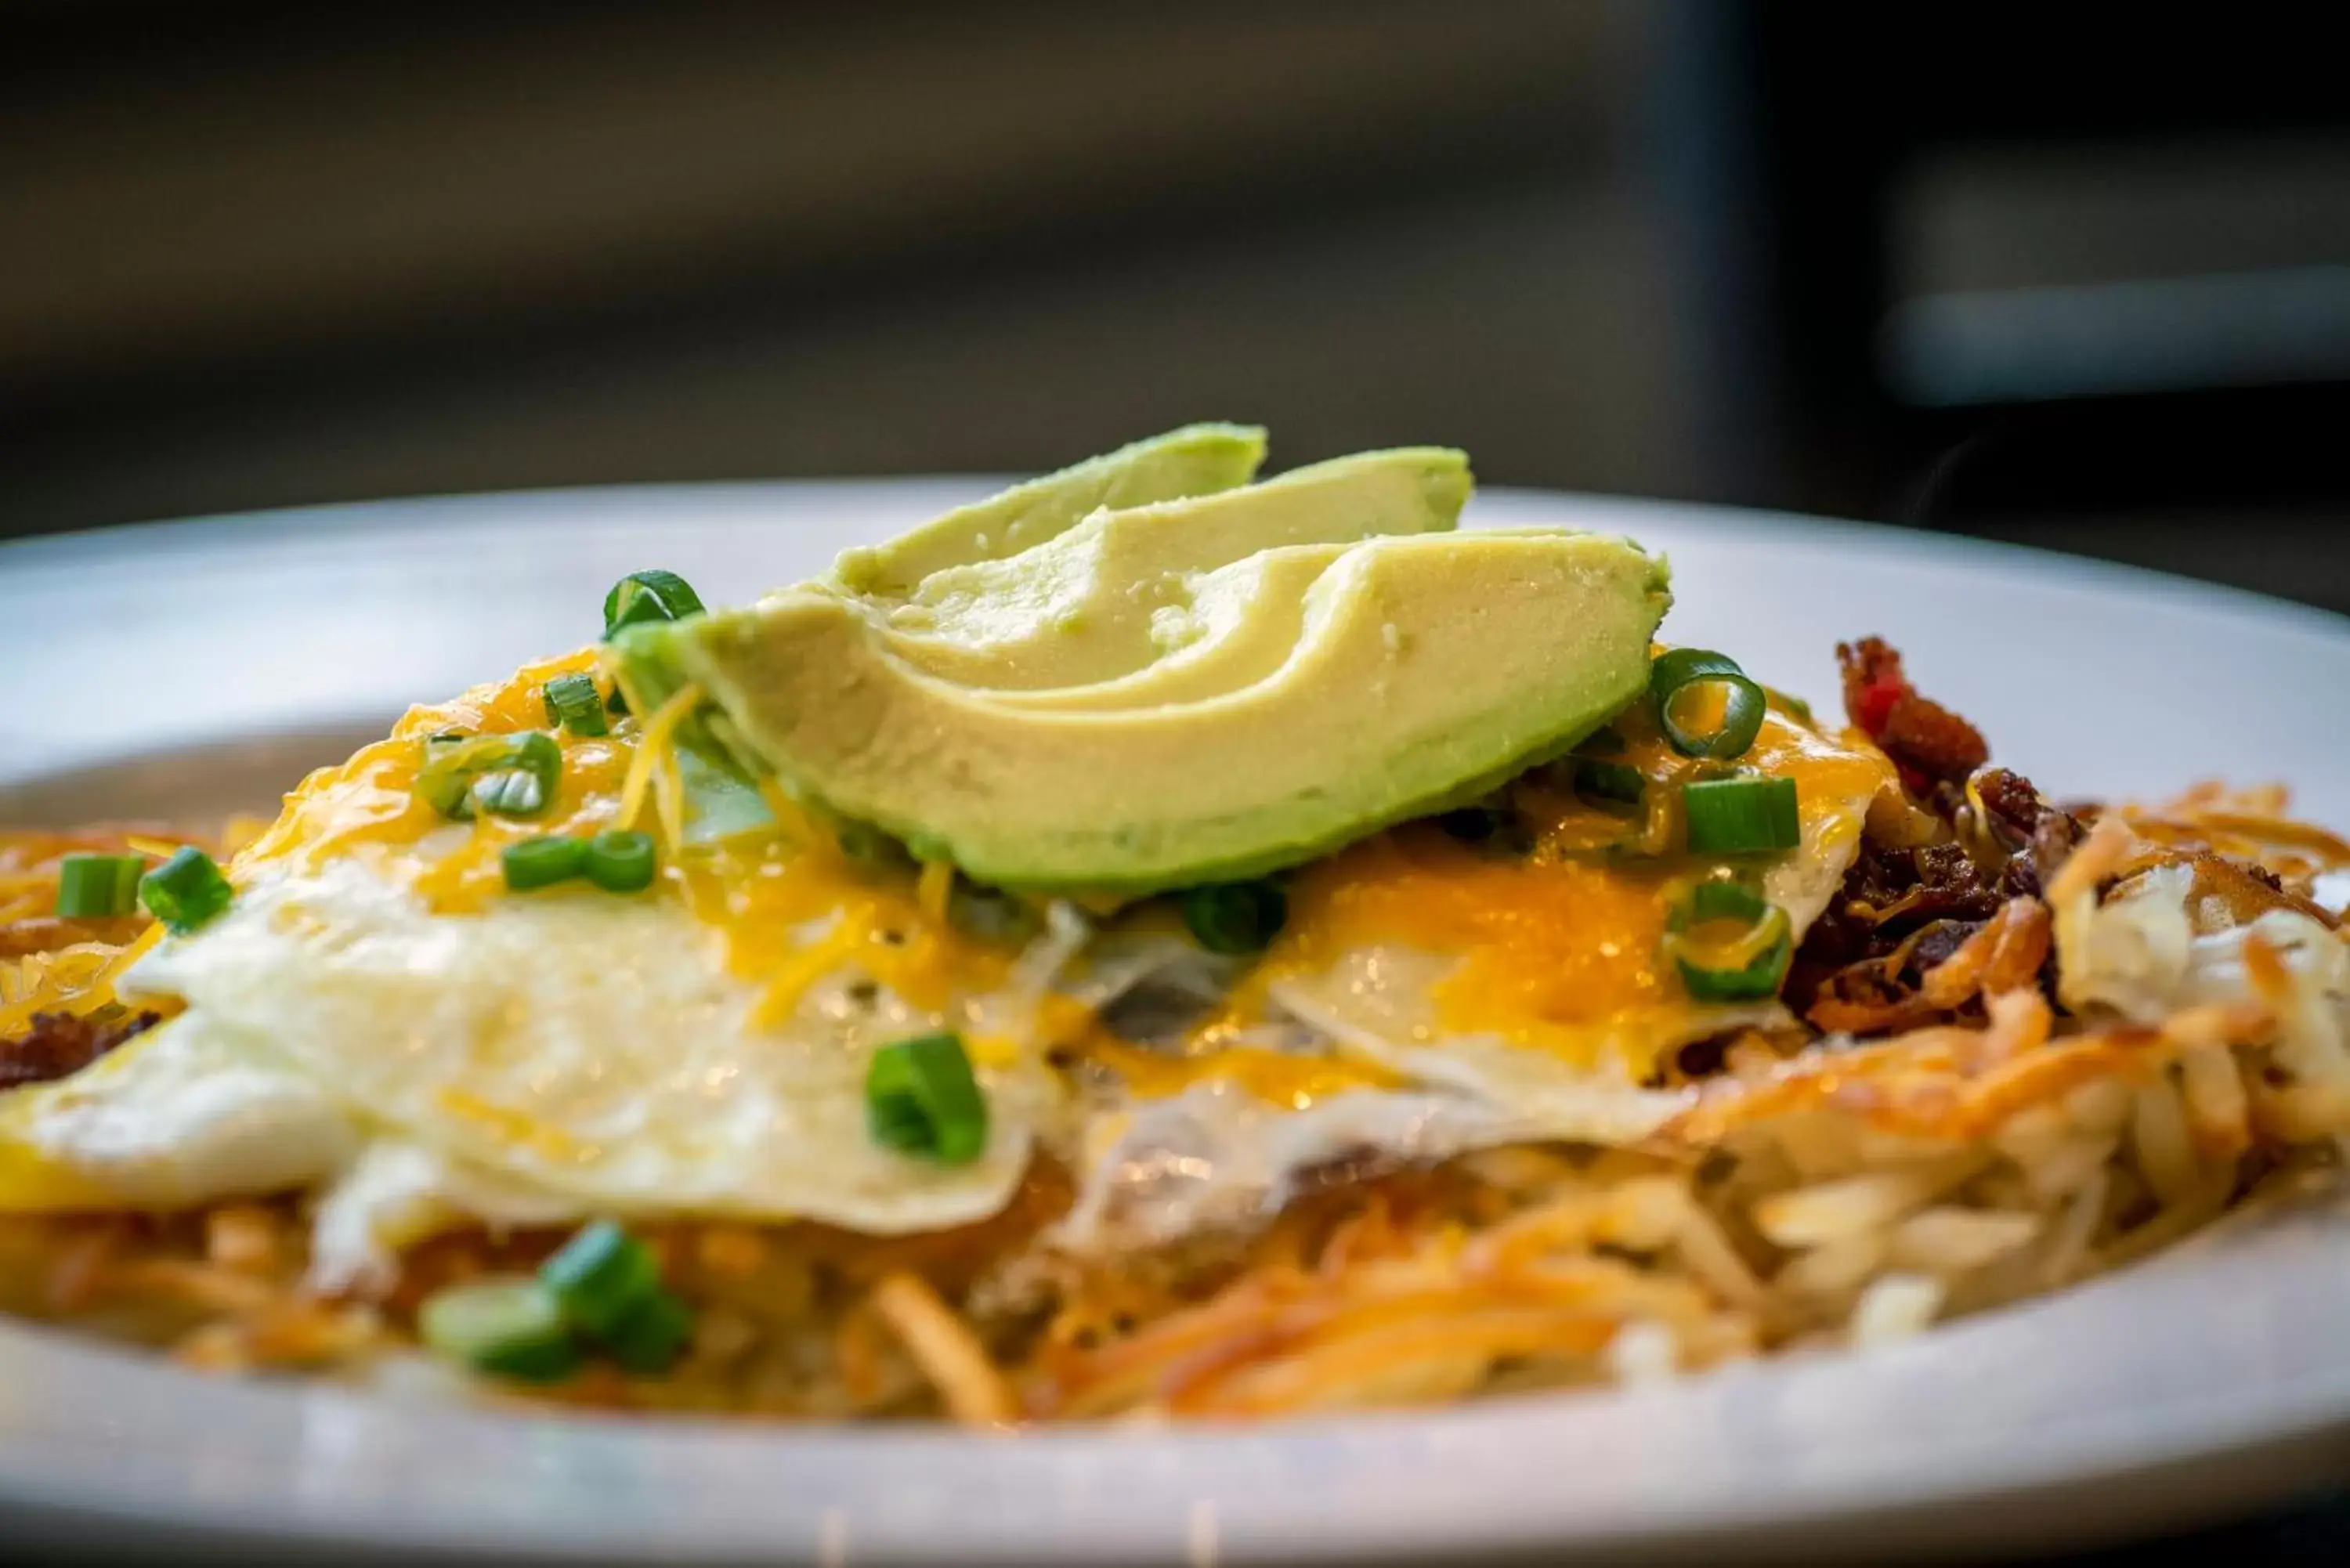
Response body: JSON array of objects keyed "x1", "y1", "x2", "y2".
[
  {"x1": 602, "y1": 569, "x2": 705, "y2": 639},
  {"x1": 583, "y1": 830, "x2": 658, "y2": 893},
  {"x1": 866, "y1": 1031, "x2": 989, "y2": 1165},
  {"x1": 1662, "y1": 880, "x2": 1793, "y2": 1002},
  {"x1": 605, "y1": 1290, "x2": 695, "y2": 1375},
  {"x1": 415, "y1": 732, "x2": 563, "y2": 821},
  {"x1": 540, "y1": 1219, "x2": 664, "y2": 1339},
  {"x1": 540, "y1": 672, "x2": 610, "y2": 737},
  {"x1": 1650, "y1": 648, "x2": 1769, "y2": 761},
  {"x1": 1178, "y1": 880, "x2": 1289, "y2": 956},
  {"x1": 1682, "y1": 775, "x2": 1801, "y2": 854},
  {"x1": 138, "y1": 846, "x2": 234, "y2": 934},
  {"x1": 55, "y1": 853, "x2": 146, "y2": 919},
  {"x1": 503, "y1": 835, "x2": 588, "y2": 891},
  {"x1": 418, "y1": 1277, "x2": 581, "y2": 1383}
]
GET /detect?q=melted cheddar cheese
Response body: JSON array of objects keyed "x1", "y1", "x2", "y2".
[
  {"x1": 233, "y1": 649, "x2": 1014, "y2": 1014},
  {"x1": 1188, "y1": 701, "x2": 1894, "y2": 1082},
  {"x1": 219, "y1": 649, "x2": 1889, "y2": 1104}
]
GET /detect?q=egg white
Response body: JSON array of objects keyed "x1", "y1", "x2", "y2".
[{"x1": 6, "y1": 858, "x2": 1061, "y2": 1269}]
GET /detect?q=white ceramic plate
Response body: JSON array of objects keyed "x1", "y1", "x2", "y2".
[{"x1": 3, "y1": 483, "x2": 2348, "y2": 1566}]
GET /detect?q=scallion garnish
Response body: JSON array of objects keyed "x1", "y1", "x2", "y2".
[
  {"x1": 582, "y1": 830, "x2": 657, "y2": 893},
  {"x1": 602, "y1": 569, "x2": 704, "y2": 640},
  {"x1": 139, "y1": 846, "x2": 233, "y2": 934},
  {"x1": 1650, "y1": 648, "x2": 1768, "y2": 761},
  {"x1": 604, "y1": 1289, "x2": 695, "y2": 1375},
  {"x1": 1178, "y1": 880, "x2": 1288, "y2": 955},
  {"x1": 540, "y1": 672, "x2": 610, "y2": 738},
  {"x1": 414, "y1": 732, "x2": 563, "y2": 822},
  {"x1": 1662, "y1": 880, "x2": 1793, "y2": 1001},
  {"x1": 502, "y1": 835, "x2": 588, "y2": 891},
  {"x1": 55, "y1": 853, "x2": 145, "y2": 919},
  {"x1": 417, "y1": 1277, "x2": 580, "y2": 1383},
  {"x1": 866, "y1": 1031, "x2": 989, "y2": 1165},
  {"x1": 1681, "y1": 775, "x2": 1800, "y2": 854},
  {"x1": 539, "y1": 1219, "x2": 663, "y2": 1339}
]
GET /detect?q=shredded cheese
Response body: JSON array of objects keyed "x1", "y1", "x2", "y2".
[
  {"x1": 618, "y1": 682, "x2": 704, "y2": 836},
  {"x1": 917, "y1": 861, "x2": 956, "y2": 927}
]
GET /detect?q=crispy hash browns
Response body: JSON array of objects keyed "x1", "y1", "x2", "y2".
[{"x1": 3, "y1": 656, "x2": 2348, "y2": 1424}]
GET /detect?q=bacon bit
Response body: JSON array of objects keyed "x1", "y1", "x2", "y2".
[
  {"x1": 1837, "y1": 638, "x2": 1990, "y2": 793},
  {"x1": 0, "y1": 1007, "x2": 161, "y2": 1090}
]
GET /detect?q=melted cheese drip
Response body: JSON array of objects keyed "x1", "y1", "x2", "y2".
[
  {"x1": 233, "y1": 648, "x2": 1009, "y2": 1010},
  {"x1": 224, "y1": 649, "x2": 1886, "y2": 1105},
  {"x1": 1182, "y1": 703, "x2": 1893, "y2": 1082}
]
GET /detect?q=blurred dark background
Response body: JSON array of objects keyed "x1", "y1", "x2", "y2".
[{"x1": 3, "y1": 0, "x2": 2347, "y2": 618}]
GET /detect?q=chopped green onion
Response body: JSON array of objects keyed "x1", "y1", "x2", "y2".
[
  {"x1": 139, "y1": 847, "x2": 233, "y2": 934},
  {"x1": 1682, "y1": 775, "x2": 1801, "y2": 854},
  {"x1": 418, "y1": 1277, "x2": 580, "y2": 1383},
  {"x1": 1650, "y1": 648, "x2": 1768, "y2": 761},
  {"x1": 1663, "y1": 880, "x2": 1793, "y2": 1001},
  {"x1": 605, "y1": 1289, "x2": 695, "y2": 1375},
  {"x1": 866, "y1": 1031, "x2": 989, "y2": 1165},
  {"x1": 583, "y1": 830, "x2": 658, "y2": 892},
  {"x1": 1179, "y1": 880, "x2": 1288, "y2": 956},
  {"x1": 502, "y1": 835, "x2": 588, "y2": 891},
  {"x1": 55, "y1": 854, "x2": 145, "y2": 919},
  {"x1": 1573, "y1": 757, "x2": 1647, "y2": 808},
  {"x1": 472, "y1": 767, "x2": 549, "y2": 817},
  {"x1": 415, "y1": 732, "x2": 563, "y2": 821},
  {"x1": 540, "y1": 673, "x2": 609, "y2": 738},
  {"x1": 540, "y1": 1219, "x2": 663, "y2": 1339},
  {"x1": 602, "y1": 569, "x2": 704, "y2": 639}
]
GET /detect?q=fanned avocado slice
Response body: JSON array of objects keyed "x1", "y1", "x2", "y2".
[
  {"x1": 873, "y1": 446, "x2": 1469, "y2": 691},
  {"x1": 626, "y1": 530, "x2": 1671, "y2": 896},
  {"x1": 827, "y1": 423, "x2": 1267, "y2": 601}
]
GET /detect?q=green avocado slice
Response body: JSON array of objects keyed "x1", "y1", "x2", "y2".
[
  {"x1": 982, "y1": 540, "x2": 1354, "y2": 712},
  {"x1": 826, "y1": 423, "x2": 1267, "y2": 601},
  {"x1": 869, "y1": 446, "x2": 1470, "y2": 692},
  {"x1": 630, "y1": 529, "x2": 1671, "y2": 895}
]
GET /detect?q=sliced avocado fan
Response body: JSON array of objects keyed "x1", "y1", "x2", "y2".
[
  {"x1": 866, "y1": 446, "x2": 1469, "y2": 692},
  {"x1": 826, "y1": 423, "x2": 1267, "y2": 601},
  {"x1": 624, "y1": 529, "x2": 1671, "y2": 896}
]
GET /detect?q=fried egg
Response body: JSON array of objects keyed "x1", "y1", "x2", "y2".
[
  {"x1": 1054, "y1": 699, "x2": 1895, "y2": 1249},
  {"x1": 0, "y1": 654, "x2": 1063, "y2": 1282}
]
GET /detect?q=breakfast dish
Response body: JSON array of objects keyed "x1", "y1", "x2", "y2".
[{"x1": 2, "y1": 426, "x2": 2345, "y2": 1425}]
